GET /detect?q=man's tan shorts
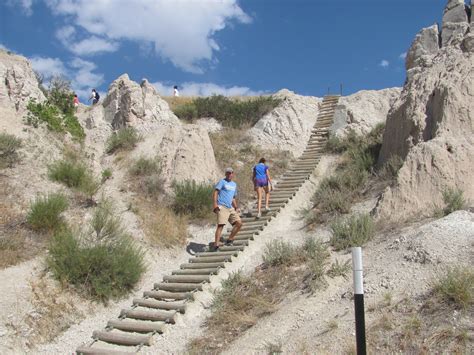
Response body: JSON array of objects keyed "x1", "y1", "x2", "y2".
[{"x1": 217, "y1": 206, "x2": 241, "y2": 225}]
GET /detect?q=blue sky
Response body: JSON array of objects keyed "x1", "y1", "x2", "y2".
[{"x1": 0, "y1": 0, "x2": 452, "y2": 100}]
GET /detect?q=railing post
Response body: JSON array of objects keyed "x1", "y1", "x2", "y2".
[{"x1": 352, "y1": 247, "x2": 366, "y2": 355}]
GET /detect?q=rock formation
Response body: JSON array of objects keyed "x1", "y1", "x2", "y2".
[
  {"x1": 331, "y1": 88, "x2": 401, "y2": 136},
  {"x1": 248, "y1": 89, "x2": 322, "y2": 157},
  {"x1": 0, "y1": 50, "x2": 45, "y2": 112},
  {"x1": 102, "y1": 74, "x2": 180, "y2": 130},
  {"x1": 376, "y1": 0, "x2": 473, "y2": 222}
]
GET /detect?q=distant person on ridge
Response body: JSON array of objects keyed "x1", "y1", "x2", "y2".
[
  {"x1": 252, "y1": 157, "x2": 272, "y2": 218},
  {"x1": 212, "y1": 167, "x2": 242, "y2": 250},
  {"x1": 89, "y1": 89, "x2": 100, "y2": 105},
  {"x1": 173, "y1": 85, "x2": 180, "y2": 97},
  {"x1": 73, "y1": 94, "x2": 79, "y2": 108}
]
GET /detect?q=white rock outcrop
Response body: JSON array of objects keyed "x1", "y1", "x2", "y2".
[
  {"x1": 0, "y1": 50, "x2": 45, "y2": 112},
  {"x1": 102, "y1": 74, "x2": 179, "y2": 130},
  {"x1": 248, "y1": 89, "x2": 322, "y2": 157},
  {"x1": 376, "y1": 0, "x2": 474, "y2": 222},
  {"x1": 331, "y1": 88, "x2": 401, "y2": 136}
]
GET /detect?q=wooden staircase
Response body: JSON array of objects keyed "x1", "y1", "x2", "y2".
[{"x1": 76, "y1": 95, "x2": 340, "y2": 354}]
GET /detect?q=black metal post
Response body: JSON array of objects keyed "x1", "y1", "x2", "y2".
[{"x1": 352, "y1": 247, "x2": 366, "y2": 355}]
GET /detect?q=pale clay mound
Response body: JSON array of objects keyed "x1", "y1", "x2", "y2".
[{"x1": 376, "y1": 0, "x2": 474, "y2": 222}]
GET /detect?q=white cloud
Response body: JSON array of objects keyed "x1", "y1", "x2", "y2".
[
  {"x1": 45, "y1": 0, "x2": 251, "y2": 73},
  {"x1": 379, "y1": 59, "x2": 390, "y2": 68},
  {"x1": 29, "y1": 55, "x2": 103, "y2": 101},
  {"x1": 0, "y1": 44, "x2": 9, "y2": 51},
  {"x1": 56, "y1": 26, "x2": 119, "y2": 56},
  {"x1": 152, "y1": 81, "x2": 263, "y2": 97},
  {"x1": 399, "y1": 52, "x2": 407, "y2": 60},
  {"x1": 7, "y1": 0, "x2": 34, "y2": 16}
]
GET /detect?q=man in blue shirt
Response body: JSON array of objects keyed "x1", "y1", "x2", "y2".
[{"x1": 212, "y1": 167, "x2": 242, "y2": 249}]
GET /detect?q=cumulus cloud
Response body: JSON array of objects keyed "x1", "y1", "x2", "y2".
[
  {"x1": 379, "y1": 59, "x2": 390, "y2": 68},
  {"x1": 7, "y1": 0, "x2": 34, "y2": 16},
  {"x1": 45, "y1": 0, "x2": 251, "y2": 73},
  {"x1": 152, "y1": 81, "x2": 263, "y2": 97},
  {"x1": 56, "y1": 26, "x2": 119, "y2": 56},
  {"x1": 399, "y1": 52, "x2": 407, "y2": 60},
  {"x1": 29, "y1": 55, "x2": 103, "y2": 101}
]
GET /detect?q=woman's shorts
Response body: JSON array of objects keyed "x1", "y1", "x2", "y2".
[{"x1": 254, "y1": 178, "x2": 268, "y2": 188}]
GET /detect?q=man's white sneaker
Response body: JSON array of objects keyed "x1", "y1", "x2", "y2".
[
  {"x1": 265, "y1": 207, "x2": 271, "y2": 212},
  {"x1": 257, "y1": 211, "x2": 262, "y2": 218}
]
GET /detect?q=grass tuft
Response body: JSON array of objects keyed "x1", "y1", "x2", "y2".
[
  {"x1": 432, "y1": 266, "x2": 474, "y2": 310},
  {"x1": 141, "y1": 206, "x2": 189, "y2": 248},
  {"x1": 172, "y1": 180, "x2": 214, "y2": 219},
  {"x1": 129, "y1": 156, "x2": 160, "y2": 176},
  {"x1": 262, "y1": 240, "x2": 297, "y2": 266},
  {"x1": 47, "y1": 200, "x2": 146, "y2": 301},
  {"x1": 106, "y1": 127, "x2": 141, "y2": 154},
  {"x1": 27, "y1": 193, "x2": 68, "y2": 232},
  {"x1": 0, "y1": 133, "x2": 22, "y2": 168},
  {"x1": 441, "y1": 188, "x2": 466, "y2": 216},
  {"x1": 330, "y1": 213, "x2": 375, "y2": 251}
]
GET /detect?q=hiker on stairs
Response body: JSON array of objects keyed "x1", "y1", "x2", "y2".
[
  {"x1": 253, "y1": 157, "x2": 272, "y2": 218},
  {"x1": 212, "y1": 167, "x2": 242, "y2": 250}
]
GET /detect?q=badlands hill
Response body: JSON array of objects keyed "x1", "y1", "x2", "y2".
[{"x1": 0, "y1": 1, "x2": 473, "y2": 353}]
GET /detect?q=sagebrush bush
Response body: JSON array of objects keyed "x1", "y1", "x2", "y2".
[
  {"x1": 25, "y1": 77, "x2": 85, "y2": 140},
  {"x1": 442, "y1": 187, "x2": 466, "y2": 216},
  {"x1": 262, "y1": 240, "x2": 297, "y2": 266},
  {"x1": 0, "y1": 132, "x2": 22, "y2": 168},
  {"x1": 330, "y1": 213, "x2": 375, "y2": 251},
  {"x1": 106, "y1": 127, "x2": 141, "y2": 154},
  {"x1": 129, "y1": 157, "x2": 160, "y2": 176},
  {"x1": 172, "y1": 180, "x2": 214, "y2": 219},
  {"x1": 48, "y1": 158, "x2": 99, "y2": 198},
  {"x1": 47, "y1": 201, "x2": 145, "y2": 301},
  {"x1": 432, "y1": 267, "x2": 474, "y2": 310},
  {"x1": 27, "y1": 193, "x2": 68, "y2": 232},
  {"x1": 173, "y1": 95, "x2": 281, "y2": 128}
]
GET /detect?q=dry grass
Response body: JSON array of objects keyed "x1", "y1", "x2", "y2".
[
  {"x1": 139, "y1": 203, "x2": 189, "y2": 248},
  {"x1": 0, "y1": 182, "x2": 45, "y2": 269},
  {"x1": 210, "y1": 127, "x2": 292, "y2": 205}
]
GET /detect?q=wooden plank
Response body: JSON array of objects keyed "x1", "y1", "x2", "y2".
[
  {"x1": 154, "y1": 282, "x2": 203, "y2": 292},
  {"x1": 120, "y1": 308, "x2": 176, "y2": 323},
  {"x1": 92, "y1": 330, "x2": 152, "y2": 346},
  {"x1": 132, "y1": 298, "x2": 186, "y2": 313},
  {"x1": 188, "y1": 255, "x2": 231, "y2": 263},
  {"x1": 163, "y1": 275, "x2": 210, "y2": 283},
  {"x1": 180, "y1": 262, "x2": 225, "y2": 269},
  {"x1": 107, "y1": 319, "x2": 166, "y2": 333},
  {"x1": 76, "y1": 345, "x2": 135, "y2": 355},
  {"x1": 172, "y1": 268, "x2": 220, "y2": 275},
  {"x1": 144, "y1": 290, "x2": 193, "y2": 300},
  {"x1": 195, "y1": 251, "x2": 238, "y2": 257}
]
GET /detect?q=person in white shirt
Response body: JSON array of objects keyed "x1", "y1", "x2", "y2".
[{"x1": 173, "y1": 85, "x2": 180, "y2": 97}]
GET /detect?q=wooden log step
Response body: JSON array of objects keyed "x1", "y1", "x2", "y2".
[
  {"x1": 92, "y1": 330, "x2": 152, "y2": 346},
  {"x1": 132, "y1": 298, "x2": 186, "y2": 313},
  {"x1": 163, "y1": 275, "x2": 210, "y2": 283},
  {"x1": 172, "y1": 268, "x2": 220, "y2": 275},
  {"x1": 232, "y1": 233, "x2": 255, "y2": 240},
  {"x1": 196, "y1": 251, "x2": 238, "y2": 257},
  {"x1": 235, "y1": 224, "x2": 264, "y2": 231},
  {"x1": 144, "y1": 290, "x2": 193, "y2": 301},
  {"x1": 120, "y1": 308, "x2": 176, "y2": 323},
  {"x1": 233, "y1": 240, "x2": 249, "y2": 246},
  {"x1": 107, "y1": 319, "x2": 166, "y2": 333},
  {"x1": 219, "y1": 245, "x2": 245, "y2": 252},
  {"x1": 241, "y1": 215, "x2": 272, "y2": 222},
  {"x1": 154, "y1": 282, "x2": 203, "y2": 292},
  {"x1": 180, "y1": 262, "x2": 225, "y2": 269},
  {"x1": 76, "y1": 345, "x2": 135, "y2": 355},
  {"x1": 189, "y1": 255, "x2": 232, "y2": 263}
]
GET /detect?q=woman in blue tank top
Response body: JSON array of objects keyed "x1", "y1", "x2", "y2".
[{"x1": 252, "y1": 157, "x2": 272, "y2": 218}]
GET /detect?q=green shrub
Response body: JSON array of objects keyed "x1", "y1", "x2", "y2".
[
  {"x1": 442, "y1": 188, "x2": 466, "y2": 216},
  {"x1": 129, "y1": 157, "x2": 160, "y2": 176},
  {"x1": 106, "y1": 127, "x2": 141, "y2": 154},
  {"x1": 142, "y1": 174, "x2": 165, "y2": 198},
  {"x1": 173, "y1": 95, "x2": 281, "y2": 128},
  {"x1": 303, "y1": 237, "x2": 330, "y2": 261},
  {"x1": 172, "y1": 180, "x2": 214, "y2": 218},
  {"x1": 330, "y1": 213, "x2": 375, "y2": 251},
  {"x1": 432, "y1": 267, "x2": 474, "y2": 310},
  {"x1": 48, "y1": 158, "x2": 99, "y2": 198},
  {"x1": 101, "y1": 168, "x2": 112, "y2": 182},
  {"x1": 47, "y1": 201, "x2": 146, "y2": 301},
  {"x1": 27, "y1": 193, "x2": 68, "y2": 232},
  {"x1": 25, "y1": 77, "x2": 85, "y2": 140},
  {"x1": 0, "y1": 133, "x2": 22, "y2": 168},
  {"x1": 379, "y1": 155, "x2": 403, "y2": 180},
  {"x1": 327, "y1": 259, "x2": 351, "y2": 279},
  {"x1": 262, "y1": 240, "x2": 297, "y2": 266}
]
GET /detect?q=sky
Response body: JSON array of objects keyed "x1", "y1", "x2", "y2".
[{"x1": 0, "y1": 0, "x2": 454, "y2": 101}]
